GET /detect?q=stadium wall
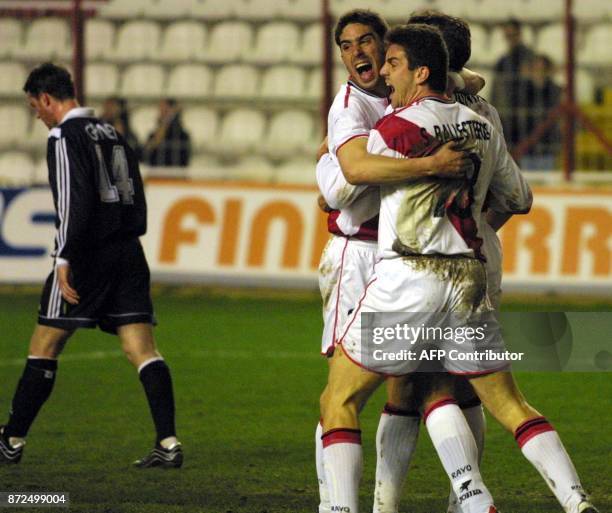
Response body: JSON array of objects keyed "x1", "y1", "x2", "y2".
[{"x1": 0, "y1": 182, "x2": 610, "y2": 294}]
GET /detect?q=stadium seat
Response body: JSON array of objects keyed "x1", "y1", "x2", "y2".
[
  {"x1": 275, "y1": 157, "x2": 317, "y2": 185},
  {"x1": 147, "y1": 0, "x2": 193, "y2": 19},
  {"x1": 14, "y1": 18, "x2": 70, "y2": 60},
  {"x1": 233, "y1": 156, "x2": 275, "y2": 182},
  {"x1": 99, "y1": 0, "x2": 153, "y2": 19},
  {"x1": 213, "y1": 64, "x2": 259, "y2": 98},
  {"x1": 111, "y1": 21, "x2": 161, "y2": 62},
  {"x1": 217, "y1": 109, "x2": 267, "y2": 155},
  {"x1": 292, "y1": 23, "x2": 323, "y2": 65},
  {"x1": 510, "y1": 0, "x2": 563, "y2": 21},
  {"x1": 468, "y1": 24, "x2": 491, "y2": 65},
  {"x1": 188, "y1": 154, "x2": 228, "y2": 181},
  {"x1": 33, "y1": 157, "x2": 49, "y2": 185},
  {"x1": 131, "y1": 106, "x2": 159, "y2": 144},
  {"x1": 200, "y1": 21, "x2": 253, "y2": 64},
  {"x1": 278, "y1": 0, "x2": 321, "y2": 20},
  {"x1": 121, "y1": 65, "x2": 165, "y2": 98},
  {"x1": 263, "y1": 110, "x2": 314, "y2": 159},
  {"x1": 0, "y1": 19, "x2": 22, "y2": 58},
  {"x1": 573, "y1": 0, "x2": 611, "y2": 20},
  {"x1": 557, "y1": 69, "x2": 595, "y2": 104},
  {"x1": 182, "y1": 107, "x2": 219, "y2": 151},
  {"x1": 159, "y1": 21, "x2": 207, "y2": 62},
  {"x1": 0, "y1": 63, "x2": 27, "y2": 97},
  {"x1": 233, "y1": 0, "x2": 283, "y2": 20},
  {"x1": 189, "y1": 0, "x2": 237, "y2": 19},
  {"x1": 535, "y1": 23, "x2": 566, "y2": 64},
  {"x1": 259, "y1": 66, "x2": 306, "y2": 99},
  {"x1": 0, "y1": 106, "x2": 29, "y2": 149},
  {"x1": 24, "y1": 115, "x2": 50, "y2": 152},
  {"x1": 167, "y1": 65, "x2": 213, "y2": 99},
  {"x1": 0, "y1": 152, "x2": 34, "y2": 186},
  {"x1": 85, "y1": 63, "x2": 120, "y2": 99},
  {"x1": 580, "y1": 24, "x2": 612, "y2": 66},
  {"x1": 305, "y1": 66, "x2": 350, "y2": 100},
  {"x1": 248, "y1": 22, "x2": 300, "y2": 65},
  {"x1": 85, "y1": 19, "x2": 115, "y2": 60}
]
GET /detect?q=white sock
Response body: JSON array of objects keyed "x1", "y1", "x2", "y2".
[
  {"x1": 323, "y1": 429, "x2": 362, "y2": 513},
  {"x1": 316, "y1": 422, "x2": 331, "y2": 513},
  {"x1": 159, "y1": 436, "x2": 179, "y2": 449},
  {"x1": 425, "y1": 399, "x2": 495, "y2": 513},
  {"x1": 448, "y1": 405, "x2": 487, "y2": 512},
  {"x1": 516, "y1": 418, "x2": 587, "y2": 513},
  {"x1": 373, "y1": 405, "x2": 421, "y2": 513}
]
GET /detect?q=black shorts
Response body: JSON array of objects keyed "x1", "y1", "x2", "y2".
[{"x1": 38, "y1": 239, "x2": 156, "y2": 334}]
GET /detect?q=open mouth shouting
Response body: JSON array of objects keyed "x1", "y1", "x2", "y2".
[{"x1": 354, "y1": 60, "x2": 376, "y2": 83}]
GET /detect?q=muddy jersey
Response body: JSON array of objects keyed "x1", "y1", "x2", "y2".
[
  {"x1": 367, "y1": 96, "x2": 532, "y2": 260},
  {"x1": 316, "y1": 80, "x2": 389, "y2": 240}
]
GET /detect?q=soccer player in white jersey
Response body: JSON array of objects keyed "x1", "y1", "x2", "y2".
[
  {"x1": 324, "y1": 23, "x2": 598, "y2": 513},
  {"x1": 314, "y1": 10, "x2": 482, "y2": 513}
]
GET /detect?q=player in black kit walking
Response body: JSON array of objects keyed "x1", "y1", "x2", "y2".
[{"x1": 0, "y1": 63, "x2": 182, "y2": 468}]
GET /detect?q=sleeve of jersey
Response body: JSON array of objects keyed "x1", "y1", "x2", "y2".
[
  {"x1": 486, "y1": 130, "x2": 533, "y2": 214},
  {"x1": 315, "y1": 153, "x2": 367, "y2": 209},
  {"x1": 53, "y1": 135, "x2": 96, "y2": 262},
  {"x1": 329, "y1": 101, "x2": 370, "y2": 156}
]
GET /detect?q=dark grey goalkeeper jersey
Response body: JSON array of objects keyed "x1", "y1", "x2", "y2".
[{"x1": 46, "y1": 107, "x2": 147, "y2": 263}]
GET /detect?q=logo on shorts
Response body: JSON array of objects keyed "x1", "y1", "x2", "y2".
[{"x1": 460, "y1": 479, "x2": 472, "y2": 492}]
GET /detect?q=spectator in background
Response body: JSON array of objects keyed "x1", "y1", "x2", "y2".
[
  {"x1": 142, "y1": 98, "x2": 191, "y2": 167},
  {"x1": 522, "y1": 54, "x2": 562, "y2": 170},
  {"x1": 491, "y1": 18, "x2": 534, "y2": 151},
  {"x1": 100, "y1": 96, "x2": 140, "y2": 157}
]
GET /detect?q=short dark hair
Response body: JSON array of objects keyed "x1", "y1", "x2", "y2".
[
  {"x1": 23, "y1": 62, "x2": 75, "y2": 100},
  {"x1": 385, "y1": 24, "x2": 448, "y2": 93},
  {"x1": 334, "y1": 9, "x2": 388, "y2": 47},
  {"x1": 407, "y1": 10, "x2": 470, "y2": 72},
  {"x1": 504, "y1": 18, "x2": 522, "y2": 31}
]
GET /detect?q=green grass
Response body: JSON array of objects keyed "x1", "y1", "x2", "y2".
[{"x1": 0, "y1": 288, "x2": 610, "y2": 513}]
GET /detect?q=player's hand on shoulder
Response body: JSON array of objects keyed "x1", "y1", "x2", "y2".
[
  {"x1": 430, "y1": 140, "x2": 473, "y2": 178},
  {"x1": 56, "y1": 262, "x2": 80, "y2": 305},
  {"x1": 317, "y1": 194, "x2": 333, "y2": 213}
]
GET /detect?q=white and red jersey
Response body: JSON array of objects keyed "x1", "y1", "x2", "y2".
[
  {"x1": 316, "y1": 80, "x2": 389, "y2": 241},
  {"x1": 368, "y1": 95, "x2": 532, "y2": 261}
]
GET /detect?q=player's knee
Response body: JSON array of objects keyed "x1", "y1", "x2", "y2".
[{"x1": 29, "y1": 328, "x2": 71, "y2": 358}]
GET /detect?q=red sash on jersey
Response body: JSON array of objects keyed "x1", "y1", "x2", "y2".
[{"x1": 327, "y1": 209, "x2": 378, "y2": 242}]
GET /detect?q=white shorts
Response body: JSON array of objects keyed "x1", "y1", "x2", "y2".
[
  {"x1": 318, "y1": 235, "x2": 378, "y2": 355},
  {"x1": 339, "y1": 256, "x2": 509, "y2": 376},
  {"x1": 481, "y1": 221, "x2": 502, "y2": 310}
]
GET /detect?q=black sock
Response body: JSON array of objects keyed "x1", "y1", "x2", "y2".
[
  {"x1": 5, "y1": 358, "x2": 58, "y2": 438},
  {"x1": 139, "y1": 359, "x2": 176, "y2": 443}
]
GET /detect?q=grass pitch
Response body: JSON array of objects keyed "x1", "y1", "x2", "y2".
[{"x1": 0, "y1": 288, "x2": 610, "y2": 513}]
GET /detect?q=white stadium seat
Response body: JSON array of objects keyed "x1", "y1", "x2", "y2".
[
  {"x1": 85, "y1": 63, "x2": 120, "y2": 99},
  {"x1": 0, "y1": 106, "x2": 29, "y2": 148},
  {"x1": 510, "y1": 0, "x2": 563, "y2": 21},
  {"x1": 99, "y1": 0, "x2": 153, "y2": 19},
  {"x1": 580, "y1": 24, "x2": 612, "y2": 66},
  {"x1": 468, "y1": 24, "x2": 491, "y2": 65},
  {"x1": 14, "y1": 18, "x2": 70, "y2": 60},
  {"x1": 217, "y1": 109, "x2": 266, "y2": 155},
  {"x1": 148, "y1": 0, "x2": 193, "y2": 19},
  {"x1": 121, "y1": 64, "x2": 165, "y2": 98},
  {"x1": 213, "y1": 64, "x2": 259, "y2": 98},
  {"x1": 201, "y1": 21, "x2": 253, "y2": 64},
  {"x1": 188, "y1": 154, "x2": 228, "y2": 181},
  {"x1": 536, "y1": 23, "x2": 566, "y2": 64},
  {"x1": 182, "y1": 107, "x2": 219, "y2": 151},
  {"x1": 33, "y1": 158, "x2": 49, "y2": 185},
  {"x1": 112, "y1": 21, "x2": 161, "y2": 62},
  {"x1": 292, "y1": 23, "x2": 323, "y2": 65},
  {"x1": 0, "y1": 63, "x2": 27, "y2": 96},
  {"x1": 167, "y1": 65, "x2": 213, "y2": 99},
  {"x1": 259, "y1": 66, "x2": 306, "y2": 99},
  {"x1": 0, "y1": 19, "x2": 22, "y2": 58},
  {"x1": 189, "y1": 0, "x2": 237, "y2": 19},
  {"x1": 248, "y1": 22, "x2": 300, "y2": 64},
  {"x1": 232, "y1": 156, "x2": 275, "y2": 182},
  {"x1": 278, "y1": 0, "x2": 321, "y2": 20},
  {"x1": 0, "y1": 152, "x2": 34, "y2": 186},
  {"x1": 24, "y1": 115, "x2": 50, "y2": 152},
  {"x1": 233, "y1": 0, "x2": 283, "y2": 20},
  {"x1": 85, "y1": 19, "x2": 115, "y2": 60},
  {"x1": 263, "y1": 110, "x2": 314, "y2": 159},
  {"x1": 159, "y1": 21, "x2": 207, "y2": 62},
  {"x1": 573, "y1": 0, "x2": 611, "y2": 20},
  {"x1": 275, "y1": 157, "x2": 317, "y2": 185},
  {"x1": 131, "y1": 106, "x2": 158, "y2": 144},
  {"x1": 306, "y1": 66, "x2": 349, "y2": 100}
]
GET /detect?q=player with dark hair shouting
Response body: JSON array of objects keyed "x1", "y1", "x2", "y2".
[{"x1": 0, "y1": 63, "x2": 182, "y2": 468}]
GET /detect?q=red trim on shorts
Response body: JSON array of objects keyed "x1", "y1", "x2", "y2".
[
  {"x1": 331, "y1": 237, "x2": 350, "y2": 345},
  {"x1": 337, "y1": 275, "x2": 378, "y2": 346},
  {"x1": 514, "y1": 417, "x2": 555, "y2": 448},
  {"x1": 322, "y1": 428, "x2": 362, "y2": 447},
  {"x1": 327, "y1": 210, "x2": 378, "y2": 241},
  {"x1": 382, "y1": 403, "x2": 420, "y2": 418},
  {"x1": 422, "y1": 396, "x2": 457, "y2": 424}
]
